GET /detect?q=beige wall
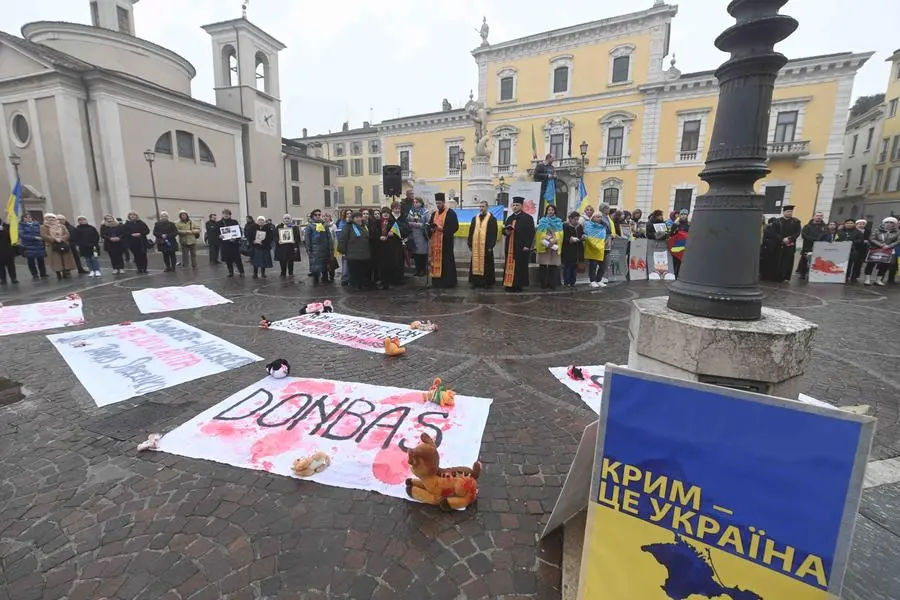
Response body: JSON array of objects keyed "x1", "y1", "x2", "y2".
[
  {"x1": 118, "y1": 104, "x2": 240, "y2": 221},
  {"x1": 0, "y1": 45, "x2": 48, "y2": 79},
  {"x1": 34, "y1": 96, "x2": 68, "y2": 216}
]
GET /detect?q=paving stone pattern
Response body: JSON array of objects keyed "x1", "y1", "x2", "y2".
[{"x1": 0, "y1": 255, "x2": 898, "y2": 599}]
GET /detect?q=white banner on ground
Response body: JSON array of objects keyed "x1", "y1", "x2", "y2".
[
  {"x1": 507, "y1": 181, "x2": 541, "y2": 217},
  {"x1": 270, "y1": 312, "x2": 431, "y2": 354},
  {"x1": 549, "y1": 365, "x2": 836, "y2": 415},
  {"x1": 132, "y1": 285, "x2": 232, "y2": 314},
  {"x1": 808, "y1": 241, "x2": 852, "y2": 284},
  {"x1": 0, "y1": 294, "x2": 85, "y2": 337},
  {"x1": 48, "y1": 318, "x2": 262, "y2": 407},
  {"x1": 157, "y1": 377, "x2": 493, "y2": 499}
]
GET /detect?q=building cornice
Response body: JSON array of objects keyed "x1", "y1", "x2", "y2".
[
  {"x1": 846, "y1": 104, "x2": 885, "y2": 131},
  {"x1": 378, "y1": 110, "x2": 469, "y2": 136},
  {"x1": 297, "y1": 128, "x2": 380, "y2": 143},
  {"x1": 471, "y1": 4, "x2": 677, "y2": 64},
  {"x1": 22, "y1": 21, "x2": 196, "y2": 79}
]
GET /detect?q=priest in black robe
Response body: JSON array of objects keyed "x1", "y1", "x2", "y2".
[
  {"x1": 502, "y1": 197, "x2": 536, "y2": 292},
  {"x1": 428, "y1": 193, "x2": 459, "y2": 288},
  {"x1": 775, "y1": 204, "x2": 801, "y2": 282},
  {"x1": 467, "y1": 200, "x2": 498, "y2": 287}
]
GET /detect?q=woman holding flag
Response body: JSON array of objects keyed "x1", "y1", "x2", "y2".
[
  {"x1": 583, "y1": 212, "x2": 609, "y2": 288},
  {"x1": 375, "y1": 202, "x2": 406, "y2": 290},
  {"x1": 535, "y1": 204, "x2": 563, "y2": 289}
]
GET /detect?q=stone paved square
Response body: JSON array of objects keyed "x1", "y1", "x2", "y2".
[{"x1": 1, "y1": 255, "x2": 899, "y2": 599}]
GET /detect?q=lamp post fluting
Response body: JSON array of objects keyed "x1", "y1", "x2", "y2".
[
  {"x1": 666, "y1": 0, "x2": 798, "y2": 321},
  {"x1": 143, "y1": 150, "x2": 161, "y2": 222}
]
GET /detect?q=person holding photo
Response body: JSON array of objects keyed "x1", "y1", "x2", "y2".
[
  {"x1": 218, "y1": 208, "x2": 244, "y2": 277},
  {"x1": 275, "y1": 214, "x2": 302, "y2": 277},
  {"x1": 246, "y1": 216, "x2": 275, "y2": 279}
]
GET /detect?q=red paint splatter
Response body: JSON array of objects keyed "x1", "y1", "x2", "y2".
[
  {"x1": 200, "y1": 420, "x2": 254, "y2": 439},
  {"x1": 248, "y1": 428, "x2": 311, "y2": 466},
  {"x1": 261, "y1": 461, "x2": 274, "y2": 472},
  {"x1": 372, "y1": 445, "x2": 409, "y2": 485},
  {"x1": 279, "y1": 379, "x2": 337, "y2": 398},
  {"x1": 357, "y1": 427, "x2": 392, "y2": 451},
  {"x1": 380, "y1": 391, "x2": 423, "y2": 406}
]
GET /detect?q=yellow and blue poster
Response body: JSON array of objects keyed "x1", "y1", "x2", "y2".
[{"x1": 579, "y1": 366, "x2": 874, "y2": 600}]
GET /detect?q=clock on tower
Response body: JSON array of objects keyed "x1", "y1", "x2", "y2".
[{"x1": 254, "y1": 101, "x2": 277, "y2": 136}]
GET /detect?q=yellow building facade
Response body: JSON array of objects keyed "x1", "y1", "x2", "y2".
[
  {"x1": 866, "y1": 49, "x2": 900, "y2": 212},
  {"x1": 377, "y1": 3, "x2": 870, "y2": 220}
]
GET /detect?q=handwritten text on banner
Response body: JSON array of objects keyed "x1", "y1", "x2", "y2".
[{"x1": 270, "y1": 312, "x2": 431, "y2": 353}]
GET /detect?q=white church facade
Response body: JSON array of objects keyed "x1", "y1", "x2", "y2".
[{"x1": 0, "y1": 0, "x2": 335, "y2": 225}]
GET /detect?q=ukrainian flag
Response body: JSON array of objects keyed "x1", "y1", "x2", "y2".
[
  {"x1": 5, "y1": 177, "x2": 21, "y2": 246},
  {"x1": 576, "y1": 179, "x2": 589, "y2": 213},
  {"x1": 390, "y1": 220, "x2": 401, "y2": 237},
  {"x1": 543, "y1": 178, "x2": 556, "y2": 206}
]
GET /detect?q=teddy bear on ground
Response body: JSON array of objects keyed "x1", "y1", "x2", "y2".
[
  {"x1": 292, "y1": 452, "x2": 331, "y2": 477},
  {"x1": 383, "y1": 337, "x2": 406, "y2": 357},
  {"x1": 423, "y1": 377, "x2": 455, "y2": 407},
  {"x1": 405, "y1": 433, "x2": 480, "y2": 511},
  {"x1": 300, "y1": 300, "x2": 334, "y2": 316}
]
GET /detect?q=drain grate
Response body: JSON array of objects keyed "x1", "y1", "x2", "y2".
[
  {"x1": 84, "y1": 402, "x2": 190, "y2": 441},
  {"x1": 0, "y1": 378, "x2": 24, "y2": 407}
]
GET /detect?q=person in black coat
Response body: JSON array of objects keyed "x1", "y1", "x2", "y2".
[
  {"x1": 797, "y1": 212, "x2": 829, "y2": 279},
  {"x1": 100, "y1": 215, "x2": 127, "y2": 274},
  {"x1": 467, "y1": 200, "x2": 498, "y2": 288},
  {"x1": 123, "y1": 211, "x2": 150, "y2": 274},
  {"x1": 759, "y1": 217, "x2": 783, "y2": 282},
  {"x1": 218, "y1": 209, "x2": 244, "y2": 277},
  {"x1": 152, "y1": 212, "x2": 179, "y2": 272},
  {"x1": 502, "y1": 196, "x2": 536, "y2": 292},
  {"x1": 245, "y1": 216, "x2": 275, "y2": 279},
  {"x1": 374, "y1": 203, "x2": 407, "y2": 289},
  {"x1": 646, "y1": 210, "x2": 667, "y2": 240},
  {"x1": 533, "y1": 154, "x2": 556, "y2": 215},
  {"x1": 775, "y1": 205, "x2": 801, "y2": 282},
  {"x1": 0, "y1": 217, "x2": 18, "y2": 285},
  {"x1": 337, "y1": 211, "x2": 373, "y2": 290},
  {"x1": 73, "y1": 216, "x2": 102, "y2": 276},
  {"x1": 836, "y1": 219, "x2": 866, "y2": 283},
  {"x1": 427, "y1": 193, "x2": 459, "y2": 289},
  {"x1": 561, "y1": 211, "x2": 584, "y2": 288},
  {"x1": 58, "y1": 215, "x2": 89, "y2": 274},
  {"x1": 274, "y1": 214, "x2": 302, "y2": 277},
  {"x1": 204, "y1": 213, "x2": 220, "y2": 265}
]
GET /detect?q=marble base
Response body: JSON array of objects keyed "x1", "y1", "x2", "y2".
[
  {"x1": 628, "y1": 296, "x2": 818, "y2": 399},
  {"x1": 464, "y1": 155, "x2": 495, "y2": 206}
]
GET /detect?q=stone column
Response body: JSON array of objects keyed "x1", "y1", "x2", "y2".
[{"x1": 465, "y1": 155, "x2": 495, "y2": 206}]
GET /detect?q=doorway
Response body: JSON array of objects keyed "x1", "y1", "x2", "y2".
[{"x1": 539, "y1": 179, "x2": 569, "y2": 218}]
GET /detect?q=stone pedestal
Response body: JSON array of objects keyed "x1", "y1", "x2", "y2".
[
  {"x1": 464, "y1": 155, "x2": 495, "y2": 207},
  {"x1": 628, "y1": 296, "x2": 818, "y2": 399}
]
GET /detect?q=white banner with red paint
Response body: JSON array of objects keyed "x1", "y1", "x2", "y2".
[
  {"x1": 269, "y1": 312, "x2": 431, "y2": 354},
  {"x1": 551, "y1": 364, "x2": 838, "y2": 415},
  {"x1": 47, "y1": 318, "x2": 262, "y2": 407},
  {"x1": 132, "y1": 285, "x2": 232, "y2": 314},
  {"x1": 0, "y1": 294, "x2": 85, "y2": 337},
  {"x1": 157, "y1": 377, "x2": 492, "y2": 499}
]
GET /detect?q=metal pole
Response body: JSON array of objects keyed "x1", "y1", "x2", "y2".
[
  {"x1": 459, "y1": 164, "x2": 464, "y2": 208},
  {"x1": 148, "y1": 160, "x2": 160, "y2": 222},
  {"x1": 666, "y1": 0, "x2": 798, "y2": 321},
  {"x1": 813, "y1": 179, "x2": 822, "y2": 219}
]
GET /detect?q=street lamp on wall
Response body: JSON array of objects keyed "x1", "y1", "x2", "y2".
[
  {"x1": 813, "y1": 172, "x2": 824, "y2": 218},
  {"x1": 8, "y1": 154, "x2": 21, "y2": 180},
  {"x1": 143, "y1": 149, "x2": 161, "y2": 222},
  {"x1": 458, "y1": 148, "x2": 466, "y2": 208},
  {"x1": 496, "y1": 175, "x2": 509, "y2": 206}
]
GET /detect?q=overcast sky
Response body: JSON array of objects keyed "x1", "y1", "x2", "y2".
[{"x1": 3, "y1": 1, "x2": 897, "y2": 137}]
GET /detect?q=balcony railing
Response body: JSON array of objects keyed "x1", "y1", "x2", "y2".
[
  {"x1": 678, "y1": 150, "x2": 699, "y2": 162},
  {"x1": 602, "y1": 155, "x2": 628, "y2": 168},
  {"x1": 448, "y1": 168, "x2": 461, "y2": 177},
  {"x1": 526, "y1": 156, "x2": 586, "y2": 177},
  {"x1": 768, "y1": 140, "x2": 810, "y2": 159},
  {"x1": 492, "y1": 164, "x2": 517, "y2": 176}
]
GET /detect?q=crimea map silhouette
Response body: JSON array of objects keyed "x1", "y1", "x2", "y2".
[{"x1": 641, "y1": 533, "x2": 762, "y2": 600}]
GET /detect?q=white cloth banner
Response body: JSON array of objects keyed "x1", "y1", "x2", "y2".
[
  {"x1": 0, "y1": 295, "x2": 85, "y2": 337},
  {"x1": 48, "y1": 317, "x2": 262, "y2": 407},
  {"x1": 158, "y1": 377, "x2": 493, "y2": 499},
  {"x1": 808, "y1": 241, "x2": 852, "y2": 284},
  {"x1": 270, "y1": 312, "x2": 431, "y2": 353},
  {"x1": 550, "y1": 364, "x2": 836, "y2": 415},
  {"x1": 132, "y1": 285, "x2": 232, "y2": 314}
]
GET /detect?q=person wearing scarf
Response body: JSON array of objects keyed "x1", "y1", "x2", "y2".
[
  {"x1": 337, "y1": 211, "x2": 372, "y2": 290},
  {"x1": 535, "y1": 204, "x2": 563, "y2": 290},
  {"x1": 561, "y1": 211, "x2": 584, "y2": 288},
  {"x1": 467, "y1": 200, "x2": 498, "y2": 288},
  {"x1": 246, "y1": 216, "x2": 275, "y2": 279},
  {"x1": 502, "y1": 196, "x2": 536, "y2": 292},
  {"x1": 40, "y1": 213, "x2": 76, "y2": 279},
  {"x1": 305, "y1": 209, "x2": 333, "y2": 285},
  {"x1": 275, "y1": 214, "x2": 303, "y2": 277},
  {"x1": 583, "y1": 213, "x2": 609, "y2": 288},
  {"x1": 407, "y1": 198, "x2": 430, "y2": 276},
  {"x1": 336, "y1": 208, "x2": 354, "y2": 285},
  {"x1": 176, "y1": 210, "x2": 199, "y2": 269},
  {"x1": 428, "y1": 193, "x2": 459, "y2": 288},
  {"x1": 376, "y1": 202, "x2": 406, "y2": 290}
]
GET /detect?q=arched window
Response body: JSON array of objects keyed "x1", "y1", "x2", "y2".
[
  {"x1": 154, "y1": 131, "x2": 173, "y2": 156},
  {"x1": 175, "y1": 130, "x2": 194, "y2": 159},
  {"x1": 222, "y1": 45, "x2": 238, "y2": 87},
  {"x1": 255, "y1": 52, "x2": 269, "y2": 93},
  {"x1": 198, "y1": 139, "x2": 215, "y2": 165}
]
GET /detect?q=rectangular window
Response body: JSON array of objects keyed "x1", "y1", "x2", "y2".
[
  {"x1": 873, "y1": 170, "x2": 884, "y2": 193},
  {"x1": 865, "y1": 127, "x2": 875, "y2": 151},
  {"x1": 850, "y1": 134, "x2": 858, "y2": 155},
  {"x1": 844, "y1": 169, "x2": 851, "y2": 189},
  {"x1": 889, "y1": 167, "x2": 900, "y2": 192},
  {"x1": 323, "y1": 165, "x2": 331, "y2": 186},
  {"x1": 176, "y1": 130, "x2": 194, "y2": 159},
  {"x1": 400, "y1": 150, "x2": 410, "y2": 173},
  {"x1": 607, "y1": 126, "x2": 624, "y2": 157},
  {"x1": 354, "y1": 186, "x2": 363, "y2": 204},
  {"x1": 324, "y1": 189, "x2": 332, "y2": 207},
  {"x1": 369, "y1": 140, "x2": 380, "y2": 154},
  {"x1": 892, "y1": 135, "x2": 900, "y2": 161},
  {"x1": 859, "y1": 165, "x2": 868, "y2": 187},
  {"x1": 337, "y1": 186, "x2": 345, "y2": 204},
  {"x1": 90, "y1": 1, "x2": 99, "y2": 26},
  {"x1": 368, "y1": 156, "x2": 381, "y2": 175},
  {"x1": 880, "y1": 138, "x2": 890, "y2": 162},
  {"x1": 603, "y1": 188, "x2": 620, "y2": 206},
  {"x1": 611, "y1": 56, "x2": 630, "y2": 83},
  {"x1": 260, "y1": 191, "x2": 268, "y2": 208},
  {"x1": 117, "y1": 6, "x2": 131, "y2": 34},
  {"x1": 335, "y1": 159, "x2": 346, "y2": 177},
  {"x1": 334, "y1": 143, "x2": 345, "y2": 157},
  {"x1": 680, "y1": 120, "x2": 701, "y2": 152},
  {"x1": 673, "y1": 189, "x2": 693, "y2": 213},
  {"x1": 290, "y1": 159, "x2": 299, "y2": 182},
  {"x1": 500, "y1": 77, "x2": 514, "y2": 101},
  {"x1": 773, "y1": 111, "x2": 798, "y2": 143},
  {"x1": 498, "y1": 139, "x2": 511, "y2": 166},
  {"x1": 550, "y1": 134, "x2": 564, "y2": 159},
  {"x1": 553, "y1": 67, "x2": 568, "y2": 93},
  {"x1": 889, "y1": 98, "x2": 898, "y2": 118},
  {"x1": 763, "y1": 186, "x2": 786, "y2": 213},
  {"x1": 291, "y1": 186, "x2": 300, "y2": 206},
  {"x1": 448, "y1": 145, "x2": 460, "y2": 170},
  {"x1": 351, "y1": 142, "x2": 362, "y2": 156},
  {"x1": 351, "y1": 158, "x2": 363, "y2": 176},
  {"x1": 372, "y1": 185, "x2": 380, "y2": 203}
]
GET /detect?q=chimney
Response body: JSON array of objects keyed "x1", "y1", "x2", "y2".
[
  {"x1": 302, "y1": 128, "x2": 308, "y2": 138},
  {"x1": 363, "y1": 121, "x2": 370, "y2": 129},
  {"x1": 342, "y1": 121, "x2": 349, "y2": 132}
]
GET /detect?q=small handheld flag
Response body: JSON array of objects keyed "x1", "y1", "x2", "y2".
[
  {"x1": 5, "y1": 178, "x2": 21, "y2": 246},
  {"x1": 390, "y1": 221, "x2": 401, "y2": 237},
  {"x1": 577, "y1": 178, "x2": 588, "y2": 213}
]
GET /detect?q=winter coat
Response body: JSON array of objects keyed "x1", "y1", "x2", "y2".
[
  {"x1": 274, "y1": 223, "x2": 302, "y2": 261},
  {"x1": 0, "y1": 219, "x2": 16, "y2": 261},
  {"x1": 153, "y1": 220, "x2": 179, "y2": 253},
  {"x1": 123, "y1": 219, "x2": 150, "y2": 248},
  {"x1": 245, "y1": 222, "x2": 275, "y2": 250},
  {"x1": 72, "y1": 223, "x2": 101, "y2": 256},
  {"x1": 18, "y1": 219, "x2": 45, "y2": 258},
  {"x1": 800, "y1": 220, "x2": 829, "y2": 252},
  {"x1": 646, "y1": 216, "x2": 667, "y2": 240},
  {"x1": 406, "y1": 208, "x2": 430, "y2": 254},
  {"x1": 41, "y1": 224, "x2": 76, "y2": 272},
  {"x1": 304, "y1": 221, "x2": 333, "y2": 274},
  {"x1": 561, "y1": 223, "x2": 584, "y2": 264},
  {"x1": 100, "y1": 223, "x2": 127, "y2": 253},
  {"x1": 338, "y1": 222, "x2": 372, "y2": 261},
  {"x1": 176, "y1": 219, "x2": 199, "y2": 246},
  {"x1": 868, "y1": 228, "x2": 900, "y2": 250}
]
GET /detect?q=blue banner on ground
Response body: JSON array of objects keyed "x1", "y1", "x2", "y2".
[{"x1": 580, "y1": 366, "x2": 874, "y2": 600}]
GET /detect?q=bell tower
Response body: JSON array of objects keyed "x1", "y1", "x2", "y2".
[{"x1": 89, "y1": 0, "x2": 138, "y2": 36}]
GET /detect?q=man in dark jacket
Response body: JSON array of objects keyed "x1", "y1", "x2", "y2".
[
  {"x1": 204, "y1": 213, "x2": 220, "y2": 265},
  {"x1": 836, "y1": 218, "x2": 866, "y2": 283},
  {"x1": 797, "y1": 211, "x2": 829, "y2": 279},
  {"x1": 533, "y1": 154, "x2": 555, "y2": 216},
  {"x1": 775, "y1": 205, "x2": 802, "y2": 282}
]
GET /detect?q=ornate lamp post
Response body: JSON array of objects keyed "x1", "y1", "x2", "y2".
[
  {"x1": 496, "y1": 175, "x2": 509, "y2": 206},
  {"x1": 813, "y1": 172, "x2": 824, "y2": 218},
  {"x1": 8, "y1": 154, "x2": 21, "y2": 181},
  {"x1": 666, "y1": 0, "x2": 798, "y2": 321},
  {"x1": 579, "y1": 140, "x2": 588, "y2": 170},
  {"x1": 457, "y1": 148, "x2": 466, "y2": 208},
  {"x1": 143, "y1": 150, "x2": 161, "y2": 222}
]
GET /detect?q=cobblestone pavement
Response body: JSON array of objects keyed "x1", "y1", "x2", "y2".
[{"x1": 1, "y1": 254, "x2": 899, "y2": 599}]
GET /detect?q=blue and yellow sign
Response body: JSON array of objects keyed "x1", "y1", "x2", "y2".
[{"x1": 580, "y1": 366, "x2": 874, "y2": 600}]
